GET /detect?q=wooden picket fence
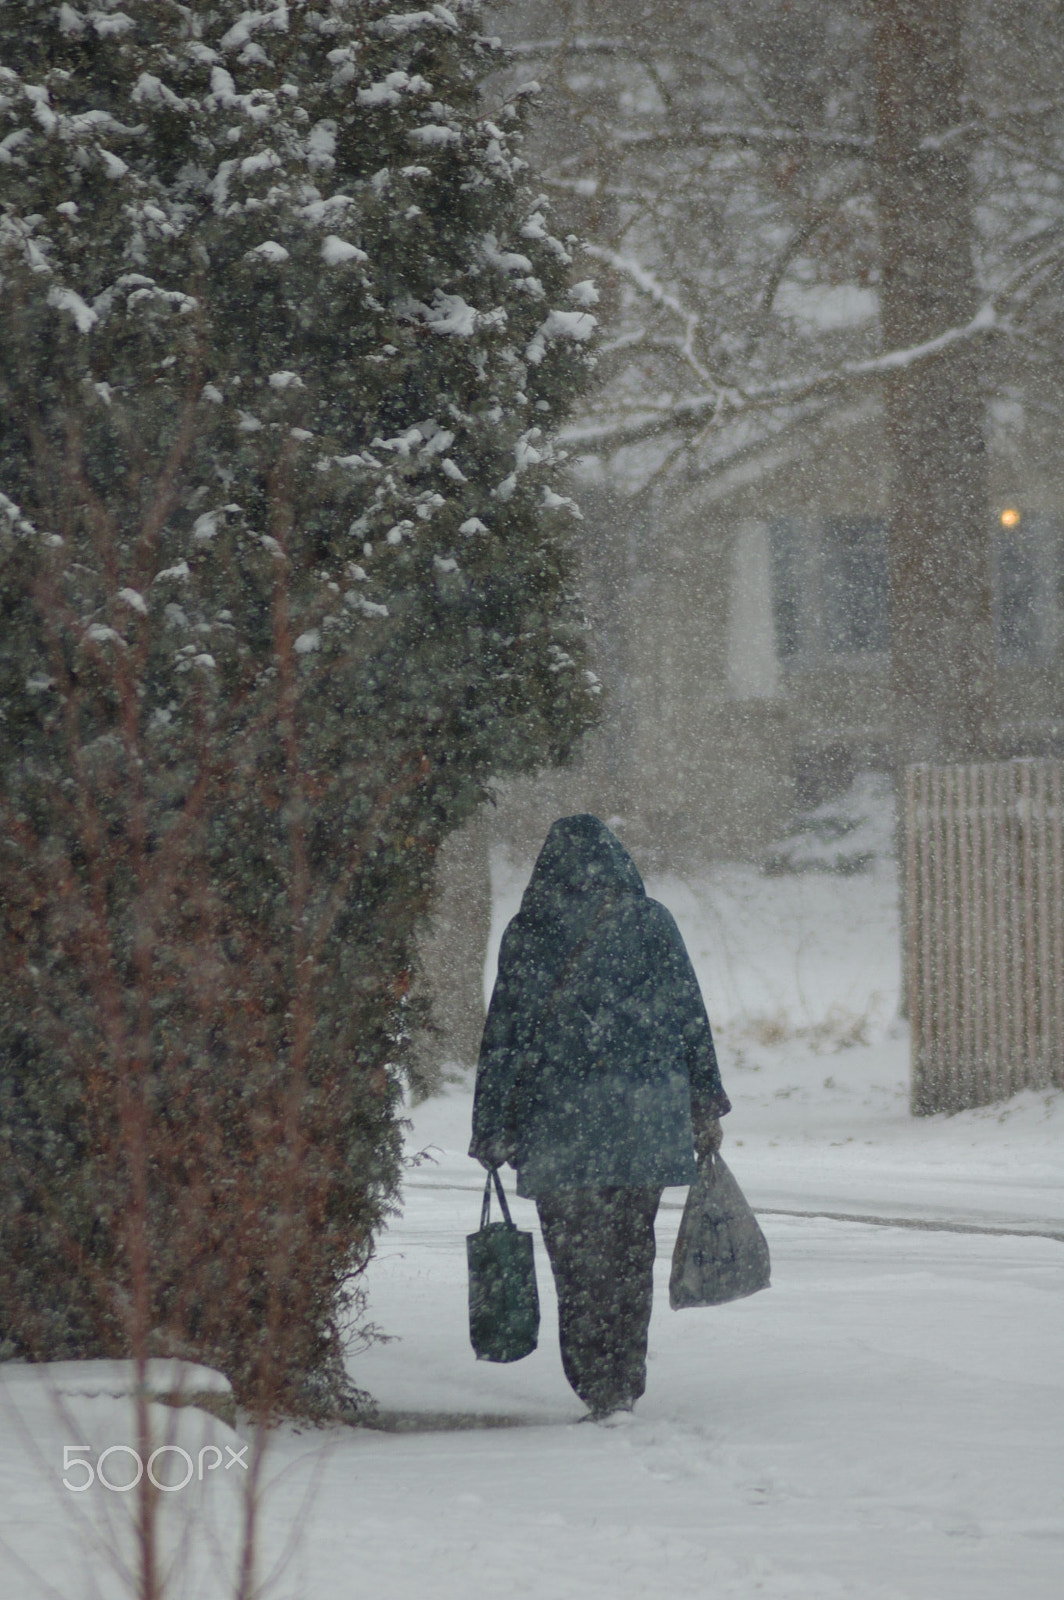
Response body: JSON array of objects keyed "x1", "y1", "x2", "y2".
[{"x1": 906, "y1": 759, "x2": 1064, "y2": 1114}]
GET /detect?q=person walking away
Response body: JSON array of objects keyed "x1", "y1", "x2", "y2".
[{"x1": 469, "y1": 815, "x2": 730, "y2": 1419}]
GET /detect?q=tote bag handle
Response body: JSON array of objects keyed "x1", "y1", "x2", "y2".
[{"x1": 481, "y1": 1164, "x2": 515, "y2": 1230}]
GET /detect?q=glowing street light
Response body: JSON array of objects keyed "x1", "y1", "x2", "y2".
[{"x1": 1000, "y1": 507, "x2": 1021, "y2": 529}]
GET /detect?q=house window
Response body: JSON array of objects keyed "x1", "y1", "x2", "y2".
[
  {"x1": 768, "y1": 505, "x2": 1056, "y2": 668},
  {"x1": 822, "y1": 517, "x2": 890, "y2": 654},
  {"x1": 996, "y1": 535, "x2": 1038, "y2": 655},
  {"x1": 994, "y1": 514, "x2": 1060, "y2": 660},
  {"x1": 769, "y1": 515, "x2": 890, "y2": 665},
  {"x1": 768, "y1": 518, "x2": 802, "y2": 661},
  {"x1": 770, "y1": 512, "x2": 1063, "y2": 666}
]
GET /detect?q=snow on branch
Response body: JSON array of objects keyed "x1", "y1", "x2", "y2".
[
  {"x1": 508, "y1": 36, "x2": 640, "y2": 57},
  {"x1": 610, "y1": 123, "x2": 873, "y2": 158},
  {"x1": 583, "y1": 244, "x2": 706, "y2": 381},
  {"x1": 563, "y1": 303, "x2": 1003, "y2": 452}
]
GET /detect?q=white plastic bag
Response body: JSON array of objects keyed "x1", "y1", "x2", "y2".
[{"x1": 669, "y1": 1153, "x2": 771, "y2": 1309}]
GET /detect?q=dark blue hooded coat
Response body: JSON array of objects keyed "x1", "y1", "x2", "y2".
[{"x1": 469, "y1": 816, "x2": 730, "y2": 1197}]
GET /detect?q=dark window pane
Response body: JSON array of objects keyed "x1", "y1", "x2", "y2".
[
  {"x1": 822, "y1": 516, "x2": 889, "y2": 653},
  {"x1": 769, "y1": 518, "x2": 801, "y2": 659},
  {"x1": 997, "y1": 536, "x2": 1038, "y2": 655}
]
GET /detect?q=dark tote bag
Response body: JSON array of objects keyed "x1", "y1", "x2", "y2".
[
  {"x1": 669, "y1": 1153, "x2": 771, "y2": 1309},
  {"x1": 467, "y1": 1166, "x2": 540, "y2": 1362}
]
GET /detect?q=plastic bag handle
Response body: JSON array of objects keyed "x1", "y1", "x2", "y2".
[{"x1": 480, "y1": 1165, "x2": 515, "y2": 1230}]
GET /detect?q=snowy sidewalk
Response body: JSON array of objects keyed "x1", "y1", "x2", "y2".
[
  {"x1": 2, "y1": 859, "x2": 1061, "y2": 1600},
  {"x1": 316, "y1": 1168, "x2": 1062, "y2": 1600},
  {"x1": 329, "y1": 859, "x2": 1063, "y2": 1600}
]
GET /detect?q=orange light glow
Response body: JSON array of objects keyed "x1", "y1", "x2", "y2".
[{"x1": 1000, "y1": 507, "x2": 1021, "y2": 529}]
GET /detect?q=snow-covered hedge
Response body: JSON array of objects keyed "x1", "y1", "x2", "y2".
[{"x1": 0, "y1": 0, "x2": 598, "y2": 1414}]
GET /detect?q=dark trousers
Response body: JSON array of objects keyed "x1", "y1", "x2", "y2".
[{"x1": 536, "y1": 1185, "x2": 664, "y2": 1415}]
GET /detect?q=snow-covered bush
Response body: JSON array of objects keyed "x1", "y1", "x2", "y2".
[
  {"x1": 0, "y1": 0, "x2": 597, "y2": 1414},
  {"x1": 763, "y1": 774, "x2": 896, "y2": 877}
]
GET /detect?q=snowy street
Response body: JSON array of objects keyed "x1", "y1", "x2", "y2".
[{"x1": 2, "y1": 861, "x2": 1062, "y2": 1599}]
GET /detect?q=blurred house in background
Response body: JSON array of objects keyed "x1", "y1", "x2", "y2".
[
  {"x1": 498, "y1": 384, "x2": 1064, "y2": 858},
  {"x1": 421, "y1": 389, "x2": 1064, "y2": 1066}
]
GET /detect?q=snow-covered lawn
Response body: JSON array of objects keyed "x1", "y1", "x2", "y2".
[{"x1": 2, "y1": 860, "x2": 1062, "y2": 1598}]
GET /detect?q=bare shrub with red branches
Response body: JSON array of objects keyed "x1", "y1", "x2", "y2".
[{"x1": 0, "y1": 437, "x2": 415, "y2": 1417}]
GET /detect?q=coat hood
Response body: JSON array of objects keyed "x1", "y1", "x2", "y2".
[
  {"x1": 519, "y1": 814, "x2": 645, "y2": 914},
  {"x1": 502, "y1": 815, "x2": 645, "y2": 1030}
]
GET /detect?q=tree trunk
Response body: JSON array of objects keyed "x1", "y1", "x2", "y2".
[
  {"x1": 413, "y1": 812, "x2": 491, "y2": 1085},
  {"x1": 873, "y1": 0, "x2": 998, "y2": 769}
]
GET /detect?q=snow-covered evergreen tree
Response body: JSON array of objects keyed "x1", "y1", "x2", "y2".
[{"x1": 0, "y1": 0, "x2": 598, "y2": 1411}]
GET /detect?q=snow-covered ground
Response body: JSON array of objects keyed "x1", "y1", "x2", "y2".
[{"x1": 2, "y1": 858, "x2": 1062, "y2": 1599}]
